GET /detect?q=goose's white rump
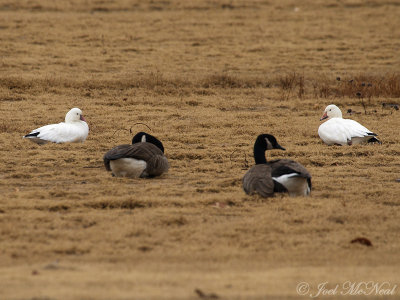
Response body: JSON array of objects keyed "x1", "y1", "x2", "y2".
[
  {"x1": 272, "y1": 173, "x2": 311, "y2": 197},
  {"x1": 23, "y1": 108, "x2": 89, "y2": 145},
  {"x1": 318, "y1": 104, "x2": 379, "y2": 146},
  {"x1": 109, "y1": 158, "x2": 147, "y2": 178}
]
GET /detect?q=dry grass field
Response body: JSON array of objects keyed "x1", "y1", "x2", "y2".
[{"x1": 1, "y1": 0, "x2": 400, "y2": 299}]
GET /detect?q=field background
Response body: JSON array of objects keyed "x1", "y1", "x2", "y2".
[{"x1": 1, "y1": 0, "x2": 400, "y2": 299}]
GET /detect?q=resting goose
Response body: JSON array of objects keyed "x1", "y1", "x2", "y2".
[
  {"x1": 103, "y1": 132, "x2": 169, "y2": 178},
  {"x1": 23, "y1": 108, "x2": 89, "y2": 145},
  {"x1": 243, "y1": 134, "x2": 312, "y2": 197},
  {"x1": 318, "y1": 104, "x2": 380, "y2": 145}
]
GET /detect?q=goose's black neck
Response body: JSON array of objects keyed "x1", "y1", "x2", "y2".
[{"x1": 254, "y1": 142, "x2": 267, "y2": 164}]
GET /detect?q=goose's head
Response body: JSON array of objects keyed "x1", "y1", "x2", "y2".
[
  {"x1": 132, "y1": 131, "x2": 165, "y2": 153},
  {"x1": 65, "y1": 108, "x2": 86, "y2": 123},
  {"x1": 320, "y1": 104, "x2": 342, "y2": 121},
  {"x1": 255, "y1": 134, "x2": 286, "y2": 151}
]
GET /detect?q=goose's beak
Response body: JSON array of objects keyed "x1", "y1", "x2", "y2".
[
  {"x1": 80, "y1": 115, "x2": 87, "y2": 122},
  {"x1": 320, "y1": 112, "x2": 328, "y2": 121},
  {"x1": 276, "y1": 144, "x2": 286, "y2": 151}
]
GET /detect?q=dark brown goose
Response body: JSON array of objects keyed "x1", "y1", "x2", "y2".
[
  {"x1": 103, "y1": 132, "x2": 169, "y2": 178},
  {"x1": 243, "y1": 134, "x2": 311, "y2": 197}
]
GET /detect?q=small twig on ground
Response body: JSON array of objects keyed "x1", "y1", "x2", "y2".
[
  {"x1": 229, "y1": 149, "x2": 239, "y2": 166},
  {"x1": 129, "y1": 122, "x2": 152, "y2": 133},
  {"x1": 112, "y1": 128, "x2": 130, "y2": 136},
  {"x1": 243, "y1": 152, "x2": 249, "y2": 170},
  {"x1": 356, "y1": 92, "x2": 367, "y2": 114},
  {"x1": 229, "y1": 149, "x2": 249, "y2": 169}
]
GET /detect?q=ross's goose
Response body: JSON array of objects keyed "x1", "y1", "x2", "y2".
[
  {"x1": 243, "y1": 134, "x2": 312, "y2": 197},
  {"x1": 23, "y1": 108, "x2": 89, "y2": 145},
  {"x1": 103, "y1": 132, "x2": 169, "y2": 178},
  {"x1": 318, "y1": 104, "x2": 380, "y2": 145}
]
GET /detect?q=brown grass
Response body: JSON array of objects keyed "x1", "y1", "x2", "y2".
[{"x1": 1, "y1": 0, "x2": 400, "y2": 299}]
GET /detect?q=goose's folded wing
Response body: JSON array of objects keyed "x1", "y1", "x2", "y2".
[
  {"x1": 269, "y1": 159, "x2": 311, "y2": 178},
  {"x1": 270, "y1": 159, "x2": 312, "y2": 189},
  {"x1": 103, "y1": 143, "x2": 163, "y2": 171},
  {"x1": 342, "y1": 119, "x2": 377, "y2": 137},
  {"x1": 242, "y1": 164, "x2": 274, "y2": 197}
]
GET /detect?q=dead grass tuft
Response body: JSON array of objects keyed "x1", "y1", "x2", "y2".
[
  {"x1": 1, "y1": 73, "x2": 398, "y2": 99},
  {"x1": 201, "y1": 74, "x2": 271, "y2": 88},
  {"x1": 84, "y1": 199, "x2": 149, "y2": 210},
  {"x1": 277, "y1": 72, "x2": 305, "y2": 100},
  {"x1": 311, "y1": 73, "x2": 400, "y2": 99},
  {"x1": 53, "y1": 247, "x2": 90, "y2": 255},
  {"x1": 160, "y1": 216, "x2": 188, "y2": 226},
  {"x1": 48, "y1": 205, "x2": 70, "y2": 212}
]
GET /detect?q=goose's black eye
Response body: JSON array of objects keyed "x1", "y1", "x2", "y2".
[
  {"x1": 77, "y1": 113, "x2": 79, "y2": 115},
  {"x1": 329, "y1": 109, "x2": 331, "y2": 111}
]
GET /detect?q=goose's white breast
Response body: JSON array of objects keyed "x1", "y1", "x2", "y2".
[{"x1": 110, "y1": 158, "x2": 147, "y2": 178}]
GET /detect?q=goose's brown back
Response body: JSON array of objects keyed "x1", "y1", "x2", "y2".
[
  {"x1": 269, "y1": 159, "x2": 312, "y2": 188},
  {"x1": 242, "y1": 164, "x2": 274, "y2": 198},
  {"x1": 269, "y1": 159, "x2": 311, "y2": 177}
]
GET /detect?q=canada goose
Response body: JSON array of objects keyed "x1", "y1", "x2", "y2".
[
  {"x1": 318, "y1": 104, "x2": 380, "y2": 145},
  {"x1": 243, "y1": 134, "x2": 311, "y2": 197},
  {"x1": 103, "y1": 132, "x2": 169, "y2": 178},
  {"x1": 23, "y1": 108, "x2": 89, "y2": 145}
]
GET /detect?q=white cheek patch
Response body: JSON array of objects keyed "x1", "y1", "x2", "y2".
[
  {"x1": 265, "y1": 138, "x2": 273, "y2": 150},
  {"x1": 141, "y1": 135, "x2": 146, "y2": 143},
  {"x1": 110, "y1": 158, "x2": 147, "y2": 178}
]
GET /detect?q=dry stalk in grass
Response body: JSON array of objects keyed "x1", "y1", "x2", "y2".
[
  {"x1": 279, "y1": 72, "x2": 297, "y2": 100},
  {"x1": 112, "y1": 123, "x2": 152, "y2": 137},
  {"x1": 278, "y1": 72, "x2": 306, "y2": 100},
  {"x1": 356, "y1": 92, "x2": 367, "y2": 114},
  {"x1": 112, "y1": 128, "x2": 131, "y2": 137},
  {"x1": 243, "y1": 152, "x2": 250, "y2": 170},
  {"x1": 297, "y1": 73, "x2": 305, "y2": 99},
  {"x1": 130, "y1": 122, "x2": 152, "y2": 133},
  {"x1": 229, "y1": 149, "x2": 250, "y2": 170}
]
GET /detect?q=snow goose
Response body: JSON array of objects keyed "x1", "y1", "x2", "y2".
[
  {"x1": 103, "y1": 132, "x2": 169, "y2": 178},
  {"x1": 318, "y1": 104, "x2": 380, "y2": 145},
  {"x1": 243, "y1": 134, "x2": 312, "y2": 197},
  {"x1": 23, "y1": 108, "x2": 89, "y2": 145}
]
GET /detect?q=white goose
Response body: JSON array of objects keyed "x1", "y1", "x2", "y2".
[
  {"x1": 318, "y1": 104, "x2": 380, "y2": 146},
  {"x1": 23, "y1": 108, "x2": 89, "y2": 145}
]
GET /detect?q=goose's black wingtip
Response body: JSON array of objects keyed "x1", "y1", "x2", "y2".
[
  {"x1": 368, "y1": 137, "x2": 381, "y2": 144},
  {"x1": 24, "y1": 132, "x2": 40, "y2": 138}
]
